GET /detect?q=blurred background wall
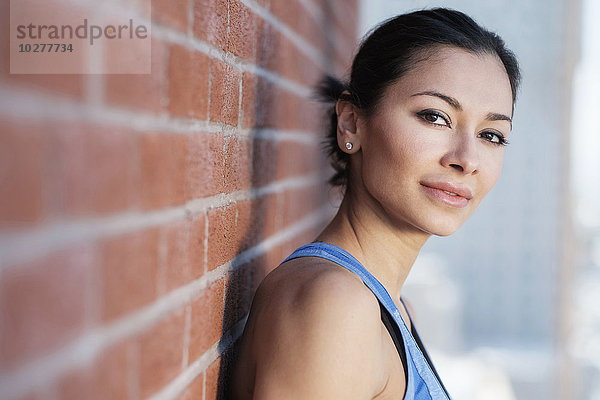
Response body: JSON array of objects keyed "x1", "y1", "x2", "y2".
[
  {"x1": 0, "y1": 0, "x2": 357, "y2": 398},
  {"x1": 361, "y1": 1, "x2": 599, "y2": 399}
]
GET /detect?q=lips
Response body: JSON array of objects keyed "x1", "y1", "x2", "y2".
[{"x1": 420, "y1": 181, "x2": 473, "y2": 208}]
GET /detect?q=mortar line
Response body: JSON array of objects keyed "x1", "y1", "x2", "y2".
[{"x1": 0, "y1": 206, "x2": 332, "y2": 400}]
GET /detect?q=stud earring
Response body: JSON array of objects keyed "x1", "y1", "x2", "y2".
[{"x1": 345, "y1": 142, "x2": 353, "y2": 150}]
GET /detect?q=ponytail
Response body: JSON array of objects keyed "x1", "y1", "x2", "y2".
[{"x1": 315, "y1": 75, "x2": 353, "y2": 188}]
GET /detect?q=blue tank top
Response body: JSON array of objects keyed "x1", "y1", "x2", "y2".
[{"x1": 282, "y1": 242, "x2": 451, "y2": 400}]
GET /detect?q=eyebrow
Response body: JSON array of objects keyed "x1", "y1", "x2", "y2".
[
  {"x1": 412, "y1": 91, "x2": 463, "y2": 111},
  {"x1": 411, "y1": 91, "x2": 512, "y2": 125},
  {"x1": 485, "y1": 112, "x2": 512, "y2": 125}
]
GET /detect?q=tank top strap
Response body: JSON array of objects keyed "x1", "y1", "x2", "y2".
[{"x1": 282, "y1": 242, "x2": 451, "y2": 400}]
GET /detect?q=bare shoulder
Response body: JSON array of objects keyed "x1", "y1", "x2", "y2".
[
  {"x1": 250, "y1": 256, "x2": 383, "y2": 346},
  {"x1": 238, "y1": 256, "x2": 386, "y2": 399},
  {"x1": 258, "y1": 256, "x2": 379, "y2": 314}
]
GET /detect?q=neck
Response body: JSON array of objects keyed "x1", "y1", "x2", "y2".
[{"x1": 315, "y1": 189, "x2": 430, "y2": 300}]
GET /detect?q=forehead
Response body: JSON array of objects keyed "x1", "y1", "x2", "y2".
[{"x1": 382, "y1": 47, "x2": 513, "y2": 116}]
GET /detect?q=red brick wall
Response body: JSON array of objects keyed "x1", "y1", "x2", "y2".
[{"x1": 0, "y1": 0, "x2": 358, "y2": 399}]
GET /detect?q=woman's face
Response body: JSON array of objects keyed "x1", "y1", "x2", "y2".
[{"x1": 354, "y1": 47, "x2": 514, "y2": 236}]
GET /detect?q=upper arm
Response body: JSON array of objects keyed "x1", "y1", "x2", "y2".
[{"x1": 251, "y1": 271, "x2": 384, "y2": 399}]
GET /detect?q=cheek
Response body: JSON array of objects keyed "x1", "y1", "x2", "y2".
[
  {"x1": 480, "y1": 152, "x2": 505, "y2": 194},
  {"x1": 371, "y1": 121, "x2": 434, "y2": 159},
  {"x1": 362, "y1": 129, "x2": 422, "y2": 180}
]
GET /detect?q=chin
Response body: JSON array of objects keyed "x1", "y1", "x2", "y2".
[
  {"x1": 430, "y1": 228, "x2": 458, "y2": 237},
  {"x1": 422, "y1": 227, "x2": 457, "y2": 237},
  {"x1": 418, "y1": 217, "x2": 467, "y2": 237}
]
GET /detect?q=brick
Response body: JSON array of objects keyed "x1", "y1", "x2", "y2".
[
  {"x1": 216, "y1": 336, "x2": 241, "y2": 399},
  {"x1": 257, "y1": 30, "x2": 324, "y2": 89},
  {"x1": 257, "y1": 30, "x2": 305, "y2": 87},
  {"x1": 167, "y1": 45, "x2": 210, "y2": 119},
  {"x1": 185, "y1": 133, "x2": 225, "y2": 199},
  {"x1": 206, "y1": 196, "x2": 279, "y2": 261},
  {"x1": 152, "y1": 0, "x2": 189, "y2": 31},
  {"x1": 177, "y1": 373, "x2": 204, "y2": 400},
  {"x1": 333, "y1": 43, "x2": 354, "y2": 76},
  {"x1": 279, "y1": 90, "x2": 301, "y2": 130},
  {"x1": 60, "y1": 362, "x2": 93, "y2": 399},
  {"x1": 56, "y1": 124, "x2": 139, "y2": 216},
  {"x1": 283, "y1": 184, "x2": 326, "y2": 228},
  {"x1": 243, "y1": 72, "x2": 318, "y2": 131},
  {"x1": 206, "y1": 201, "x2": 251, "y2": 271},
  {"x1": 2, "y1": 0, "x2": 87, "y2": 80},
  {"x1": 283, "y1": 187, "x2": 321, "y2": 226},
  {"x1": 209, "y1": 59, "x2": 240, "y2": 126},
  {"x1": 228, "y1": 0, "x2": 257, "y2": 62},
  {"x1": 279, "y1": 37, "x2": 313, "y2": 85},
  {"x1": 267, "y1": 87, "x2": 291, "y2": 130},
  {"x1": 250, "y1": 138, "x2": 277, "y2": 187},
  {"x1": 240, "y1": 199, "x2": 262, "y2": 251},
  {"x1": 3, "y1": 74, "x2": 85, "y2": 99},
  {"x1": 193, "y1": 0, "x2": 228, "y2": 49},
  {"x1": 332, "y1": 0, "x2": 359, "y2": 41},
  {"x1": 333, "y1": 21, "x2": 358, "y2": 59},
  {"x1": 99, "y1": 229, "x2": 160, "y2": 321},
  {"x1": 297, "y1": 98, "x2": 324, "y2": 133},
  {"x1": 102, "y1": 5, "x2": 153, "y2": 75},
  {"x1": 105, "y1": 38, "x2": 165, "y2": 114},
  {"x1": 59, "y1": 341, "x2": 132, "y2": 400},
  {"x1": 223, "y1": 262, "x2": 252, "y2": 332},
  {"x1": 241, "y1": 73, "x2": 288, "y2": 129},
  {"x1": 208, "y1": 192, "x2": 282, "y2": 256},
  {"x1": 0, "y1": 120, "x2": 44, "y2": 225},
  {"x1": 139, "y1": 309, "x2": 186, "y2": 398},
  {"x1": 1, "y1": 1, "x2": 83, "y2": 99},
  {"x1": 161, "y1": 214, "x2": 205, "y2": 292},
  {"x1": 141, "y1": 133, "x2": 188, "y2": 210},
  {"x1": 299, "y1": 56, "x2": 323, "y2": 90},
  {"x1": 252, "y1": 245, "x2": 285, "y2": 287},
  {"x1": 204, "y1": 357, "x2": 221, "y2": 400},
  {"x1": 12, "y1": 393, "x2": 40, "y2": 400},
  {"x1": 189, "y1": 279, "x2": 224, "y2": 362},
  {"x1": 241, "y1": 72, "x2": 266, "y2": 128},
  {"x1": 250, "y1": 192, "x2": 282, "y2": 241},
  {"x1": 277, "y1": 139, "x2": 303, "y2": 178},
  {"x1": 0, "y1": 0, "x2": 11, "y2": 77},
  {"x1": 223, "y1": 136, "x2": 251, "y2": 193},
  {"x1": 255, "y1": 22, "x2": 281, "y2": 75},
  {"x1": 188, "y1": 215, "x2": 206, "y2": 278},
  {"x1": 299, "y1": 97, "x2": 325, "y2": 133},
  {"x1": 297, "y1": 5, "x2": 326, "y2": 49},
  {"x1": 270, "y1": 0, "x2": 300, "y2": 35},
  {"x1": 7, "y1": 388, "x2": 57, "y2": 400},
  {"x1": 276, "y1": 140, "x2": 323, "y2": 181},
  {"x1": 255, "y1": 0, "x2": 269, "y2": 8},
  {"x1": 0, "y1": 247, "x2": 93, "y2": 371}
]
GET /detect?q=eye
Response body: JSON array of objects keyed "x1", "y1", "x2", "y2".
[
  {"x1": 416, "y1": 110, "x2": 451, "y2": 127},
  {"x1": 479, "y1": 130, "x2": 509, "y2": 146}
]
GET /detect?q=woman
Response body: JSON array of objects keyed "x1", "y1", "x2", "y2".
[{"x1": 232, "y1": 8, "x2": 521, "y2": 399}]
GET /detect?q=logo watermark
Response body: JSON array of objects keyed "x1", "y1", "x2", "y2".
[{"x1": 10, "y1": 0, "x2": 152, "y2": 74}]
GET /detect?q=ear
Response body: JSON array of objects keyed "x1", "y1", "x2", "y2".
[{"x1": 335, "y1": 92, "x2": 361, "y2": 154}]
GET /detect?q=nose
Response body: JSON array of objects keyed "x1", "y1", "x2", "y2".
[{"x1": 440, "y1": 132, "x2": 480, "y2": 175}]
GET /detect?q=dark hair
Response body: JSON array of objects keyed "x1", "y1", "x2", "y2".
[{"x1": 317, "y1": 8, "x2": 521, "y2": 188}]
